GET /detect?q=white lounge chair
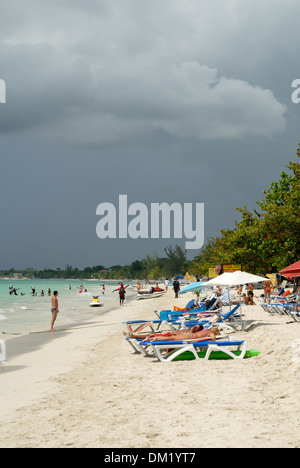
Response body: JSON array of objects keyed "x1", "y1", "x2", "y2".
[
  {"x1": 138, "y1": 339, "x2": 255, "y2": 363},
  {"x1": 126, "y1": 334, "x2": 229, "y2": 357}
]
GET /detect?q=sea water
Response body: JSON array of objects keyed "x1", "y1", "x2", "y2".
[{"x1": 0, "y1": 279, "x2": 130, "y2": 336}]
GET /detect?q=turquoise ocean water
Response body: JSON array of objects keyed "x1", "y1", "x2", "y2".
[{"x1": 0, "y1": 279, "x2": 131, "y2": 336}]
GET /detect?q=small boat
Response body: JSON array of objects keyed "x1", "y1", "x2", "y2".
[
  {"x1": 136, "y1": 289, "x2": 166, "y2": 300},
  {"x1": 89, "y1": 296, "x2": 104, "y2": 307}
]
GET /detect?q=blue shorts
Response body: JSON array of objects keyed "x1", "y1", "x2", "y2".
[{"x1": 51, "y1": 308, "x2": 57, "y2": 313}]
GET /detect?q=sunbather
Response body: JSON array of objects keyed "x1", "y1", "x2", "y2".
[
  {"x1": 125, "y1": 324, "x2": 220, "y2": 342},
  {"x1": 243, "y1": 290, "x2": 255, "y2": 305},
  {"x1": 212, "y1": 286, "x2": 239, "y2": 307},
  {"x1": 292, "y1": 291, "x2": 300, "y2": 312}
]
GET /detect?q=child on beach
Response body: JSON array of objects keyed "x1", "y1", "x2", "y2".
[{"x1": 51, "y1": 291, "x2": 59, "y2": 331}]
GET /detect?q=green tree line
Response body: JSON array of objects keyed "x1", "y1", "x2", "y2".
[{"x1": 0, "y1": 246, "x2": 192, "y2": 281}]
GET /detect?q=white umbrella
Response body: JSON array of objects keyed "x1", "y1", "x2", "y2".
[
  {"x1": 201, "y1": 273, "x2": 236, "y2": 287},
  {"x1": 202, "y1": 271, "x2": 268, "y2": 287},
  {"x1": 230, "y1": 271, "x2": 269, "y2": 285},
  {"x1": 202, "y1": 271, "x2": 269, "y2": 310}
]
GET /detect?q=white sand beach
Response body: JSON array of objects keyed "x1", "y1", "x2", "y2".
[{"x1": 0, "y1": 288, "x2": 299, "y2": 448}]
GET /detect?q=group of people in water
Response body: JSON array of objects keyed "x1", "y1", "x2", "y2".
[{"x1": 9, "y1": 285, "x2": 52, "y2": 297}]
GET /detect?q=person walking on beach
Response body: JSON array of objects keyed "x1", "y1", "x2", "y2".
[
  {"x1": 264, "y1": 279, "x2": 273, "y2": 303},
  {"x1": 112, "y1": 283, "x2": 128, "y2": 305},
  {"x1": 173, "y1": 277, "x2": 180, "y2": 298},
  {"x1": 118, "y1": 284, "x2": 126, "y2": 306},
  {"x1": 51, "y1": 291, "x2": 59, "y2": 331}
]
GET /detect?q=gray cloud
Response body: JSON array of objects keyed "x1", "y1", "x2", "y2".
[{"x1": 0, "y1": 1, "x2": 288, "y2": 146}]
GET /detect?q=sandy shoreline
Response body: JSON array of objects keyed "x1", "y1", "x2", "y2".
[{"x1": 0, "y1": 287, "x2": 299, "y2": 448}]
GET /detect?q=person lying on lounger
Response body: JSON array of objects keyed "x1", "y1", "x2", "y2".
[{"x1": 125, "y1": 324, "x2": 220, "y2": 342}]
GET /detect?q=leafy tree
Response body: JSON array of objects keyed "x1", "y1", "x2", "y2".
[
  {"x1": 164, "y1": 245, "x2": 187, "y2": 276},
  {"x1": 193, "y1": 145, "x2": 300, "y2": 275}
]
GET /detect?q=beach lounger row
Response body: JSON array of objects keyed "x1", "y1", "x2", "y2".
[
  {"x1": 154, "y1": 298, "x2": 221, "y2": 321},
  {"x1": 170, "y1": 304, "x2": 247, "y2": 332},
  {"x1": 124, "y1": 299, "x2": 260, "y2": 363},
  {"x1": 258, "y1": 294, "x2": 297, "y2": 305},
  {"x1": 123, "y1": 318, "x2": 236, "y2": 336},
  {"x1": 123, "y1": 304, "x2": 246, "y2": 338},
  {"x1": 260, "y1": 303, "x2": 300, "y2": 322}
]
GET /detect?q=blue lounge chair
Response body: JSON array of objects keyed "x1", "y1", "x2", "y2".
[
  {"x1": 168, "y1": 303, "x2": 246, "y2": 331},
  {"x1": 155, "y1": 305, "x2": 206, "y2": 321},
  {"x1": 154, "y1": 297, "x2": 222, "y2": 320},
  {"x1": 123, "y1": 319, "x2": 179, "y2": 335}
]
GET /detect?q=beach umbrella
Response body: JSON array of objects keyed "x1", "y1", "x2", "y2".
[
  {"x1": 202, "y1": 271, "x2": 268, "y2": 287},
  {"x1": 202, "y1": 271, "x2": 269, "y2": 310},
  {"x1": 279, "y1": 260, "x2": 300, "y2": 278},
  {"x1": 230, "y1": 270, "x2": 270, "y2": 285},
  {"x1": 201, "y1": 273, "x2": 237, "y2": 287},
  {"x1": 178, "y1": 281, "x2": 207, "y2": 294}
]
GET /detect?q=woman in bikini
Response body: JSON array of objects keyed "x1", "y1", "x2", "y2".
[
  {"x1": 126, "y1": 324, "x2": 220, "y2": 342},
  {"x1": 264, "y1": 279, "x2": 273, "y2": 304}
]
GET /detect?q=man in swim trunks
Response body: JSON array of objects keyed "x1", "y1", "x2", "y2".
[
  {"x1": 51, "y1": 291, "x2": 59, "y2": 331},
  {"x1": 126, "y1": 324, "x2": 220, "y2": 342},
  {"x1": 264, "y1": 279, "x2": 273, "y2": 303}
]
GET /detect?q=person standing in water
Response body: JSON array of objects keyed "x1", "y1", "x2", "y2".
[{"x1": 51, "y1": 291, "x2": 59, "y2": 331}]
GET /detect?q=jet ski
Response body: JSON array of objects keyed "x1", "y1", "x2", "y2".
[{"x1": 89, "y1": 296, "x2": 104, "y2": 307}]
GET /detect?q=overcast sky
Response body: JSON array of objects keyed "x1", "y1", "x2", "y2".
[{"x1": 0, "y1": 0, "x2": 299, "y2": 270}]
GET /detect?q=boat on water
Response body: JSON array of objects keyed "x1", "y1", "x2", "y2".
[{"x1": 89, "y1": 296, "x2": 104, "y2": 307}]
